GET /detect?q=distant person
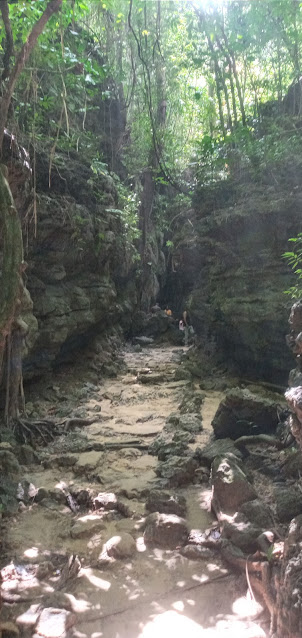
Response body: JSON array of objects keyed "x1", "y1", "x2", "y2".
[
  {"x1": 165, "y1": 307, "x2": 172, "y2": 316},
  {"x1": 179, "y1": 319, "x2": 185, "y2": 331},
  {"x1": 182, "y1": 309, "x2": 191, "y2": 346}
]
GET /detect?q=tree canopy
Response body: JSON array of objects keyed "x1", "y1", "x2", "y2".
[{"x1": 1, "y1": 0, "x2": 302, "y2": 187}]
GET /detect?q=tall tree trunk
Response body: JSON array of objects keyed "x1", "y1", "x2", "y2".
[
  {"x1": 0, "y1": 1, "x2": 14, "y2": 82},
  {"x1": 215, "y1": 34, "x2": 238, "y2": 126},
  {"x1": 212, "y1": 55, "x2": 225, "y2": 134},
  {"x1": 0, "y1": 0, "x2": 62, "y2": 152},
  {"x1": 217, "y1": 21, "x2": 246, "y2": 126},
  {"x1": 0, "y1": 166, "x2": 24, "y2": 422}
]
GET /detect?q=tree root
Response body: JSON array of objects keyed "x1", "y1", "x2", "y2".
[
  {"x1": 13, "y1": 418, "x2": 58, "y2": 445},
  {"x1": 234, "y1": 434, "x2": 284, "y2": 450},
  {"x1": 221, "y1": 543, "x2": 267, "y2": 573},
  {"x1": 12, "y1": 416, "x2": 98, "y2": 446},
  {"x1": 57, "y1": 416, "x2": 98, "y2": 432},
  {"x1": 221, "y1": 541, "x2": 279, "y2": 634}
]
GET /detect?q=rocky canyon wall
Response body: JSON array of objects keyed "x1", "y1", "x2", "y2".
[
  {"x1": 166, "y1": 177, "x2": 301, "y2": 383},
  {"x1": 3, "y1": 133, "x2": 137, "y2": 379}
]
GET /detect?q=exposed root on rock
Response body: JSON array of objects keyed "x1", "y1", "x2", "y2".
[{"x1": 12, "y1": 416, "x2": 98, "y2": 446}]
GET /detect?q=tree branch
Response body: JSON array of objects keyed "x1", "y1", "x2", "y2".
[
  {"x1": 0, "y1": 0, "x2": 62, "y2": 152},
  {"x1": 0, "y1": 0, "x2": 15, "y2": 81},
  {"x1": 128, "y1": 0, "x2": 187, "y2": 194}
]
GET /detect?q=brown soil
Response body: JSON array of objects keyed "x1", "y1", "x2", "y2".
[{"x1": 0, "y1": 345, "x2": 269, "y2": 637}]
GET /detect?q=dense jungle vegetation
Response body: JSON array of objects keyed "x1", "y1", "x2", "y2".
[{"x1": 1, "y1": 0, "x2": 302, "y2": 418}]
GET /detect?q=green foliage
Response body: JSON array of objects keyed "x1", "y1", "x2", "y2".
[
  {"x1": 3, "y1": 0, "x2": 302, "y2": 255},
  {"x1": 111, "y1": 178, "x2": 141, "y2": 255},
  {"x1": 283, "y1": 234, "x2": 302, "y2": 299}
]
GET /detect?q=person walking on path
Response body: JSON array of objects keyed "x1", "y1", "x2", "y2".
[{"x1": 182, "y1": 309, "x2": 190, "y2": 346}]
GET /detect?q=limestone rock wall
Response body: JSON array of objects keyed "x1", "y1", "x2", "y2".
[
  {"x1": 166, "y1": 180, "x2": 301, "y2": 383},
  {"x1": 23, "y1": 155, "x2": 136, "y2": 376},
  {"x1": 3, "y1": 138, "x2": 136, "y2": 378}
]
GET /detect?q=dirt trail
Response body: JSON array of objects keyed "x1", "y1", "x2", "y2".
[{"x1": 1, "y1": 345, "x2": 268, "y2": 637}]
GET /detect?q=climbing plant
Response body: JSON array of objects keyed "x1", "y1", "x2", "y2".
[{"x1": 283, "y1": 234, "x2": 302, "y2": 300}]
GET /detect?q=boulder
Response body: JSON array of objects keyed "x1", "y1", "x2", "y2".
[
  {"x1": 148, "y1": 435, "x2": 168, "y2": 457},
  {"x1": 165, "y1": 413, "x2": 203, "y2": 433},
  {"x1": 0, "y1": 450, "x2": 22, "y2": 514},
  {"x1": 211, "y1": 454, "x2": 257, "y2": 517},
  {"x1": 157, "y1": 441, "x2": 189, "y2": 461},
  {"x1": 34, "y1": 608, "x2": 75, "y2": 638},
  {"x1": 138, "y1": 373, "x2": 165, "y2": 384},
  {"x1": 145, "y1": 491, "x2": 187, "y2": 517},
  {"x1": 174, "y1": 367, "x2": 192, "y2": 381},
  {"x1": 222, "y1": 513, "x2": 262, "y2": 552},
  {"x1": 16, "y1": 445, "x2": 39, "y2": 465},
  {"x1": 194, "y1": 438, "x2": 243, "y2": 467},
  {"x1": 93, "y1": 492, "x2": 131, "y2": 517},
  {"x1": 239, "y1": 499, "x2": 275, "y2": 529},
  {"x1": 172, "y1": 430, "x2": 195, "y2": 444},
  {"x1": 143, "y1": 512, "x2": 188, "y2": 548},
  {"x1": 70, "y1": 515, "x2": 105, "y2": 539},
  {"x1": 156, "y1": 455, "x2": 198, "y2": 487},
  {"x1": 35, "y1": 488, "x2": 49, "y2": 503},
  {"x1": 275, "y1": 487, "x2": 302, "y2": 523},
  {"x1": 0, "y1": 450, "x2": 21, "y2": 478},
  {"x1": 212, "y1": 388, "x2": 280, "y2": 439},
  {"x1": 104, "y1": 532, "x2": 136, "y2": 559},
  {"x1": 93, "y1": 492, "x2": 118, "y2": 510},
  {"x1": 178, "y1": 390, "x2": 205, "y2": 414},
  {"x1": 275, "y1": 514, "x2": 302, "y2": 637}
]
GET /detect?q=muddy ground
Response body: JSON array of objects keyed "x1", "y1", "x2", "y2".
[{"x1": 0, "y1": 345, "x2": 269, "y2": 637}]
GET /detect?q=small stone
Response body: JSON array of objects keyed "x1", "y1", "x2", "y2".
[
  {"x1": 144, "y1": 512, "x2": 188, "y2": 548},
  {"x1": 156, "y1": 455, "x2": 198, "y2": 487},
  {"x1": 105, "y1": 532, "x2": 136, "y2": 558},
  {"x1": 145, "y1": 490, "x2": 187, "y2": 517},
  {"x1": 70, "y1": 515, "x2": 105, "y2": 539},
  {"x1": 35, "y1": 487, "x2": 49, "y2": 503},
  {"x1": 194, "y1": 438, "x2": 243, "y2": 467},
  {"x1": 93, "y1": 492, "x2": 118, "y2": 510},
  {"x1": 222, "y1": 514, "x2": 262, "y2": 552},
  {"x1": 34, "y1": 608, "x2": 75, "y2": 638},
  {"x1": 56, "y1": 456, "x2": 77, "y2": 468},
  {"x1": 180, "y1": 545, "x2": 214, "y2": 560},
  {"x1": 36, "y1": 561, "x2": 54, "y2": 580}
]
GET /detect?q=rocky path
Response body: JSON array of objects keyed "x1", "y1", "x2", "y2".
[{"x1": 1, "y1": 345, "x2": 269, "y2": 638}]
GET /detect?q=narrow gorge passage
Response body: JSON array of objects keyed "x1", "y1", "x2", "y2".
[{"x1": 1, "y1": 346, "x2": 268, "y2": 638}]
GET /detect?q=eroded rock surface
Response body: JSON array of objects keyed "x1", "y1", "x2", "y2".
[
  {"x1": 212, "y1": 388, "x2": 280, "y2": 439},
  {"x1": 211, "y1": 453, "x2": 257, "y2": 516},
  {"x1": 1, "y1": 346, "x2": 269, "y2": 638}
]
